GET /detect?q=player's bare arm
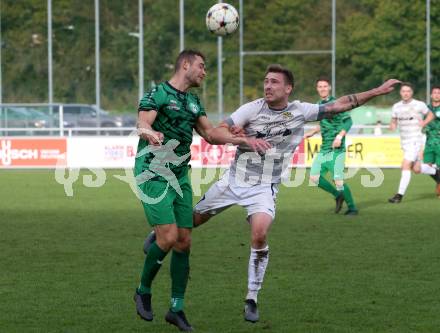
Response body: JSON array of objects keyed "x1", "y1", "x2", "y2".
[
  {"x1": 230, "y1": 125, "x2": 246, "y2": 136},
  {"x1": 195, "y1": 116, "x2": 247, "y2": 145},
  {"x1": 323, "y1": 79, "x2": 401, "y2": 115},
  {"x1": 304, "y1": 125, "x2": 321, "y2": 139},
  {"x1": 194, "y1": 115, "x2": 216, "y2": 144},
  {"x1": 389, "y1": 117, "x2": 398, "y2": 131},
  {"x1": 197, "y1": 118, "x2": 271, "y2": 153},
  {"x1": 421, "y1": 111, "x2": 435, "y2": 128},
  {"x1": 332, "y1": 129, "x2": 347, "y2": 149},
  {"x1": 137, "y1": 110, "x2": 164, "y2": 145},
  {"x1": 332, "y1": 115, "x2": 352, "y2": 148}
]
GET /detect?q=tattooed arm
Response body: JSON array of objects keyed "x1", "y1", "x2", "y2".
[{"x1": 320, "y1": 79, "x2": 401, "y2": 117}]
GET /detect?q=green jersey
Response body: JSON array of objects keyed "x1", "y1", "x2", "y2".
[
  {"x1": 135, "y1": 81, "x2": 206, "y2": 179},
  {"x1": 318, "y1": 96, "x2": 353, "y2": 153},
  {"x1": 425, "y1": 104, "x2": 440, "y2": 146}
]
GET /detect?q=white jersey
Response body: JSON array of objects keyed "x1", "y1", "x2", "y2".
[
  {"x1": 391, "y1": 99, "x2": 429, "y2": 146},
  {"x1": 224, "y1": 98, "x2": 322, "y2": 185}
]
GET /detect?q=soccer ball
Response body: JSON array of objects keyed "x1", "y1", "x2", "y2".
[{"x1": 206, "y1": 3, "x2": 239, "y2": 36}]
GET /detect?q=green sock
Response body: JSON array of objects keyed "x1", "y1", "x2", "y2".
[
  {"x1": 170, "y1": 250, "x2": 190, "y2": 312},
  {"x1": 318, "y1": 176, "x2": 339, "y2": 198},
  {"x1": 138, "y1": 242, "x2": 168, "y2": 295},
  {"x1": 343, "y1": 184, "x2": 357, "y2": 210}
]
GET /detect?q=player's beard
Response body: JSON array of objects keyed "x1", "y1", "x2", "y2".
[{"x1": 187, "y1": 73, "x2": 202, "y2": 88}]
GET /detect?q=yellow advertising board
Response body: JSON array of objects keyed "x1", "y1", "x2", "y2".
[{"x1": 304, "y1": 136, "x2": 403, "y2": 168}]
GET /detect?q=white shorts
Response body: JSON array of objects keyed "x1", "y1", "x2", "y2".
[
  {"x1": 194, "y1": 172, "x2": 279, "y2": 219},
  {"x1": 401, "y1": 140, "x2": 423, "y2": 162}
]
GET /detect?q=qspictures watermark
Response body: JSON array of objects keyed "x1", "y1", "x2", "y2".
[{"x1": 54, "y1": 136, "x2": 385, "y2": 203}]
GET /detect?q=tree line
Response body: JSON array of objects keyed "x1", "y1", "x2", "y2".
[{"x1": 1, "y1": 0, "x2": 438, "y2": 115}]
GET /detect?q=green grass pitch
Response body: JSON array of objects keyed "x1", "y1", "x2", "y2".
[{"x1": 1, "y1": 169, "x2": 439, "y2": 333}]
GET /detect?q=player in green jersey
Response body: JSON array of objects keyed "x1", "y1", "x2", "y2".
[
  {"x1": 305, "y1": 77, "x2": 358, "y2": 215},
  {"x1": 133, "y1": 49, "x2": 269, "y2": 332},
  {"x1": 415, "y1": 85, "x2": 440, "y2": 197}
]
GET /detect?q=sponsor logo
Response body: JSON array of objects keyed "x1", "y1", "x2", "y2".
[
  {"x1": 167, "y1": 103, "x2": 180, "y2": 111},
  {"x1": 167, "y1": 99, "x2": 180, "y2": 111},
  {"x1": 0, "y1": 139, "x2": 66, "y2": 167},
  {"x1": 104, "y1": 145, "x2": 125, "y2": 161},
  {"x1": 0, "y1": 140, "x2": 38, "y2": 166},
  {"x1": 102, "y1": 144, "x2": 136, "y2": 161}
]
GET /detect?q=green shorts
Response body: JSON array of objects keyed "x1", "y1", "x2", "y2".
[
  {"x1": 137, "y1": 174, "x2": 193, "y2": 228},
  {"x1": 424, "y1": 144, "x2": 440, "y2": 166},
  {"x1": 310, "y1": 151, "x2": 346, "y2": 180}
]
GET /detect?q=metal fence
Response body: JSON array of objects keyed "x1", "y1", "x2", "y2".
[
  {"x1": 0, "y1": 103, "x2": 136, "y2": 136},
  {"x1": 0, "y1": 101, "x2": 395, "y2": 137}
]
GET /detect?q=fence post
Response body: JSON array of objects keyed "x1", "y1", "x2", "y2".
[{"x1": 59, "y1": 105, "x2": 64, "y2": 137}]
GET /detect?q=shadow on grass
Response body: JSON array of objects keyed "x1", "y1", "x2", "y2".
[
  {"x1": 357, "y1": 198, "x2": 387, "y2": 210},
  {"x1": 403, "y1": 193, "x2": 438, "y2": 203}
]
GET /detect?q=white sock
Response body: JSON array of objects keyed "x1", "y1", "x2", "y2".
[
  {"x1": 421, "y1": 163, "x2": 436, "y2": 175},
  {"x1": 398, "y1": 170, "x2": 411, "y2": 195},
  {"x1": 246, "y1": 245, "x2": 269, "y2": 303}
]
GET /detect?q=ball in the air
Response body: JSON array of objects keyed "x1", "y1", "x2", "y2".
[{"x1": 206, "y1": 3, "x2": 239, "y2": 36}]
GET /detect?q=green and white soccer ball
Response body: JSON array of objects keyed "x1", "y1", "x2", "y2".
[{"x1": 206, "y1": 3, "x2": 239, "y2": 36}]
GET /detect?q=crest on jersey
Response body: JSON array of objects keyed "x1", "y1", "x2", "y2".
[
  {"x1": 188, "y1": 103, "x2": 199, "y2": 114},
  {"x1": 282, "y1": 111, "x2": 293, "y2": 119}
]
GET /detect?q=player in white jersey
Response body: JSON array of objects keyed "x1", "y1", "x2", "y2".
[
  {"x1": 191, "y1": 64, "x2": 400, "y2": 323},
  {"x1": 388, "y1": 83, "x2": 434, "y2": 203}
]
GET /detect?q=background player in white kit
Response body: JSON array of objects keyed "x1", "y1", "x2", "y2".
[
  {"x1": 388, "y1": 83, "x2": 434, "y2": 203},
  {"x1": 192, "y1": 64, "x2": 400, "y2": 322}
]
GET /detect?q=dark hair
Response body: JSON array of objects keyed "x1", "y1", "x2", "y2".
[
  {"x1": 174, "y1": 49, "x2": 206, "y2": 72},
  {"x1": 265, "y1": 64, "x2": 294, "y2": 86},
  {"x1": 316, "y1": 76, "x2": 331, "y2": 85},
  {"x1": 431, "y1": 85, "x2": 440, "y2": 93},
  {"x1": 400, "y1": 82, "x2": 414, "y2": 90}
]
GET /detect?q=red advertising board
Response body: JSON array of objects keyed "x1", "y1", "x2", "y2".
[
  {"x1": 0, "y1": 138, "x2": 67, "y2": 167},
  {"x1": 191, "y1": 138, "x2": 305, "y2": 167}
]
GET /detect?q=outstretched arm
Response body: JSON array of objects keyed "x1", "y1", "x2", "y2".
[
  {"x1": 195, "y1": 116, "x2": 245, "y2": 146},
  {"x1": 322, "y1": 79, "x2": 401, "y2": 116},
  {"x1": 195, "y1": 116, "x2": 271, "y2": 153}
]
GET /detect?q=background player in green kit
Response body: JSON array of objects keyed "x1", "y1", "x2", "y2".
[
  {"x1": 304, "y1": 77, "x2": 358, "y2": 215},
  {"x1": 416, "y1": 85, "x2": 440, "y2": 197},
  {"x1": 133, "y1": 49, "x2": 270, "y2": 332}
]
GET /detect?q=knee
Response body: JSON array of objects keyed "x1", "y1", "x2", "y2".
[
  {"x1": 413, "y1": 165, "x2": 421, "y2": 173},
  {"x1": 252, "y1": 231, "x2": 267, "y2": 249},
  {"x1": 175, "y1": 234, "x2": 192, "y2": 252},
  {"x1": 334, "y1": 180, "x2": 343, "y2": 188},
  {"x1": 156, "y1": 232, "x2": 178, "y2": 251},
  {"x1": 310, "y1": 175, "x2": 319, "y2": 184},
  {"x1": 401, "y1": 160, "x2": 412, "y2": 170}
]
